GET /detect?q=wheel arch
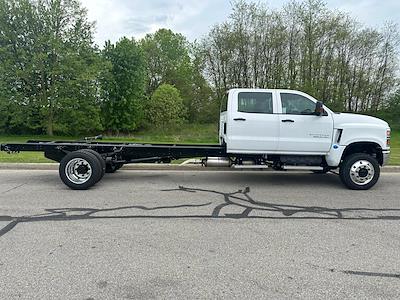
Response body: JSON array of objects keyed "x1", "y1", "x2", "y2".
[{"x1": 341, "y1": 142, "x2": 383, "y2": 166}]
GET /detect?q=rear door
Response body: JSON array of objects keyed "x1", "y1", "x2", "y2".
[
  {"x1": 227, "y1": 90, "x2": 279, "y2": 153},
  {"x1": 277, "y1": 92, "x2": 334, "y2": 153}
]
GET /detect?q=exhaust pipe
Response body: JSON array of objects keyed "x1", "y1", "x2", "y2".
[{"x1": 204, "y1": 157, "x2": 231, "y2": 167}]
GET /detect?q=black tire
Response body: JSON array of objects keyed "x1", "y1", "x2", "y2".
[
  {"x1": 80, "y1": 149, "x2": 106, "y2": 181},
  {"x1": 59, "y1": 151, "x2": 103, "y2": 190},
  {"x1": 106, "y1": 163, "x2": 123, "y2": 173},
  {"x1": 339, "y1": 153, "x2": 380, "y2": 190}
]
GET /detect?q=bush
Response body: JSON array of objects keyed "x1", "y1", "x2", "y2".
[{"x1": 145, "y1": 84, "x2": 186, "y2": 128}]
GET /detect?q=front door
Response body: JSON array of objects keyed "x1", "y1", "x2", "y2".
[
  {"x1": 227, "y1": 91, "x2": 279, "y2": 153},
  {"x1": 278, "y1": 92, "x2": 334, "y2": 153}
]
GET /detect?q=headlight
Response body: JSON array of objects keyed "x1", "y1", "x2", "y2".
[{"x1": 387, "y1": 129, "x2": 391, "y2": 147}]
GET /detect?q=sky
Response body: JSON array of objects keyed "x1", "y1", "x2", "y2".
[{"x1": 80, "y1": 0, "x2": 400, "y2": 46}]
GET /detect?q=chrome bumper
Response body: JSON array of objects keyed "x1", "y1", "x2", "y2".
[{"x1": 382, "y1": 150, "x2": 390, "y2": 166}]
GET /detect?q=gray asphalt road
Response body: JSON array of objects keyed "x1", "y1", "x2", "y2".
[{"x1": 0, "y1": 169, "x2": 399, "y2": 300}]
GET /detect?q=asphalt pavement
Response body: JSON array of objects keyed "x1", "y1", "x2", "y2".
[{"x1": 0, "y1": 169, "x2": 399, "y2": 299}]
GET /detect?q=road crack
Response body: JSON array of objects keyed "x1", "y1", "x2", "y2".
[{"x1": 2, "y1": 183, "x2": 27, "y2": 194}]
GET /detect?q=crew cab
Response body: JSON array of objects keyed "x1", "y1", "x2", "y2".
[
  {"x1": 0, "y1": 88, "x2": 391, "y2": 190},
  {"x1": 218, "y1": 89, "x2": 391, "y2": 190}
]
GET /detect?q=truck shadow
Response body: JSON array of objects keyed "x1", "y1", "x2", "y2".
[
  {"x1": 114, "y1": 171, "x2": 347, "y2": 188},
  {"x1": 0, "y1": 186, "x2": 399, "y2": 238}
]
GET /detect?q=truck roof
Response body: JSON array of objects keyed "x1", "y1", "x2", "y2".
[{"x1": 228, "y1": 88, "x2": 305, "y2": 93}]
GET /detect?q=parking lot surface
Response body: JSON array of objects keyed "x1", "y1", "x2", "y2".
[{"x1": 0, "y1": 169, "x2": 399, "y2": 299}]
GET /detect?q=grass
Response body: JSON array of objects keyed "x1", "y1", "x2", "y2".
[
  {"x1": 389, "y1": 130, "x2": 400, "y2": 165},
  {"x1": 104, "y1": 123, "x2": 219, "y2": 144},
  {"x1": 0, "y1": 124, "x2": 399, "y2": 165}
]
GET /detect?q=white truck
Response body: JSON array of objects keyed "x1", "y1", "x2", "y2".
[
  {"x1": 217, "y1": 89, "x2": 390, "y2": 190},
  {"x1": 1, "y1": 88, "x2": 391, "y2": 190}
]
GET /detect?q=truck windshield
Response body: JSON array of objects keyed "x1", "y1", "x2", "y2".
[{"x1": 220, "y1": 93, "x2": 228, "y2": 112}]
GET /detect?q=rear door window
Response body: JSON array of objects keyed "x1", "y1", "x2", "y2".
[{"x1": 238, "y1": 92, "x2": 273, "y2": 114}]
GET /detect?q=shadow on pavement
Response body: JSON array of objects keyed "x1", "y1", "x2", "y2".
[{"x1": 1, "y1": 186, "x2": 400, "y2": 239}]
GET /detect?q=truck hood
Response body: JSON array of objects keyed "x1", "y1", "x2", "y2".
[{"x1": 333, "y1": 113, "x2": 389, "y2": 129}]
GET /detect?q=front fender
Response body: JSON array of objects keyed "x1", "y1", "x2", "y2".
[{"x1": 339, "y1": 125, "x2": 387, "y2": 149}]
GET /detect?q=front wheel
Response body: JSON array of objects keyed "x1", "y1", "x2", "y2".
[{"x1": 339, "y1": 153, "x2": 380, "y2": 190}]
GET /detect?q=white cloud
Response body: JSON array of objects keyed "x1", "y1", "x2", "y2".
[
  {"x1": 328, "y1": 0, "x2": 400, "y2": 28},
  {"x1": 81, "y1": 0, "x2": 230, "y2": 45},
  {"x1": 80, "y1": 0, "x2": 400, "y2": 46}
]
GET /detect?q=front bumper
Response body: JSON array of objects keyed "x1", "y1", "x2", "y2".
[{"x1": 382, "y1": 150, "x2": 390, "y2": 166}]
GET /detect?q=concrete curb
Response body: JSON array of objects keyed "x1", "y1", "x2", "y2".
[
  {"x1": 0, "y1": 163, "x2": 399, "y2": 173},
  {"x1": 0, "y1": 163, "x2": 60, "y2": 170},
  {"x1": 0, "y1": 163, "x2": 217, "y2": 171},
  {"x1": 381, "y1": 166, "x2": 400, "y2": 173}
]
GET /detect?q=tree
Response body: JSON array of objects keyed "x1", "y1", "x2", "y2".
[
  {"x1": 141, "y1": 29, "x2": 214, "y2": 122},
  {"x1": 145, "y1": 84, "x2": 186, "y2": 128},
  {"x1": 141, "y1": 29, "x2": 190, "y2": 93},
  {"x1": 0, "y1": 0, "x2": 39, "y2": 133},
  {"x1": 100, "y1": 37, "x2": 146, "y2": 133},
  {"x1": 0, "y1": 0, "x2": 103, "y2": 135}
]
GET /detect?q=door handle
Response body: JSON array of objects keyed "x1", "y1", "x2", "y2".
[
  {"x1": 234, "y1": 118, "x2": 246, "y2": 121},
  {"x1": 282, "y1": 119, "x2": 295, "y2": 123}
]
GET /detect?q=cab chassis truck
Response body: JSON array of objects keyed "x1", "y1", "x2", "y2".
[{"x1": 0, "y1": 89, "x2": 391, "y2": 191}]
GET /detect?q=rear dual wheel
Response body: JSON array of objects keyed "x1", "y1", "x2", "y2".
[
  {"x1": 81, "y1": 149, "x2": 106, "y2": 181},
  {"x1": 59, "y1": 150, "x2": 105, "y2": 190}
]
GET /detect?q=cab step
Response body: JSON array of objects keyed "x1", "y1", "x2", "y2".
[
  {"x1": 232, "y1": 165, "x2": 269, "y2": 169},
  {"x1": 283, "y1": 166, "x2": 324, "y2": 171}
]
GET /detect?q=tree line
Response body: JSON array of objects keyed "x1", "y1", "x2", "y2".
[
  {"x1": 200, "y1": 0, "x2": 399, "y2": 114},
  {"x1": 0, "y1": 0, "x2": 399, "y2": 136}
]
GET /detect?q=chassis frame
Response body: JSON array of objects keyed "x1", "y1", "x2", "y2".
[{"x1": 0, "y1": 140, "x2": 227, "y2": 164}]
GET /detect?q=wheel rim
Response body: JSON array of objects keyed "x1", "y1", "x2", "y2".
[
  {"x1": 349, "y1": 160, "x2": 375, "y2": 185},
  {"x1": 65, "y1": 158, "x2": 92, "y2": 185}
]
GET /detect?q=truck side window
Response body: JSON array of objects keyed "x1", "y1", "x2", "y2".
[
  {"x1": 238, "y1": 92, "x2": 273, "y2": 114},
  {"x1": 281, "y1": 93, "x2": 315, "y2": 115}
]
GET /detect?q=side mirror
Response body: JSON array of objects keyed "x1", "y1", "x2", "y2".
[{"x1": 315, "y1": 101, "x2": 325, "y2": 116}]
